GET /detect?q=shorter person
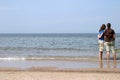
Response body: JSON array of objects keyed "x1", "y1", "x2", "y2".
[
  {"x1": 104, "y1": 23, "x2": 116, "y2": 61},
  {"x1": 98, "y1": 24, "x2": 106, "y2": 61}
]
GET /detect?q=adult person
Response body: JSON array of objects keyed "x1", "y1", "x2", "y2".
[
  {"x1": 104, "y1": 23, "x2": 116, "y2": 61},
  {"x1": 98, "y1": 24, "x2": 106, "y2": 61}
]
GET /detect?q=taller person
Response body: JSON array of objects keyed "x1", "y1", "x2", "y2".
[{"x1": 104, "y1": 23, "x2": 116, "y2": 61}]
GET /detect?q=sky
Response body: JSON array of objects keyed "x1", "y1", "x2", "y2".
[{"x1": 0, "y1": 0, "x2": 120, "y2": 33}]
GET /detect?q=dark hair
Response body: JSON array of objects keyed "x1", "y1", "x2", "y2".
[
  {"x1": 107, "y1": 23, "x2": 111, "y2": 29},
  {"x1": 99, "y1": 24, "x2": 106, "y2": 32}
]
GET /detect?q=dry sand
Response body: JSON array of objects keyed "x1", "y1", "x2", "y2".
[{"x1": 0, "y1": 67, "x2": 120, "y2": 80}]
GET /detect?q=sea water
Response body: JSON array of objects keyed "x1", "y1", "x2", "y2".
[
  {"x1": 0, "y1": 33, "x2": 120, "y2": 69},
  {"x1": 0, "y1": 33, "x2": 120, "y2": 61}
]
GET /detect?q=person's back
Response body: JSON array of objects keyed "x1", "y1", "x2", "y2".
[
  {"x1": 104, "y1": 23, "x2": 116, "y2": 61},
  {"x1": 104, "y1": 26, "x2": 115, "y2": 42}
]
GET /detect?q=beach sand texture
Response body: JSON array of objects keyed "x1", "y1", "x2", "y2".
[
  {"x1": 0, "y1": 71, "x2": 120, "y2": 80},
  {"x1": 0, "y1": 68, "x2": 120, "y2": 80}
]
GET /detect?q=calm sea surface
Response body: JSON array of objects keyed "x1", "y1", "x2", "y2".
[{"x1": 0, "y1": 33, "x2": 120, "y2": 61}]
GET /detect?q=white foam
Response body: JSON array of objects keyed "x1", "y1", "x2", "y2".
[{"x1": 0, "y1": 57, "x2": 26, "y2": 61}]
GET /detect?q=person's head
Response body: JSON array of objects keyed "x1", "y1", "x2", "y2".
[
  {"x1": 107, "y1": 23, "x2": 111, "y2": 29},
  {"x1": 99, "y1": 24, "x2": 106, "y2": 31}
]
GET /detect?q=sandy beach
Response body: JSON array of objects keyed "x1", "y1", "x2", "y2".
[
  {"x1": 0, "y1": 67, "x2": 120, "y2": 80},
  {"x1": 0, "y1": 59, "x2": 120, "y2": 80}
]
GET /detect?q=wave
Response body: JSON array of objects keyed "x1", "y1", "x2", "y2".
[
  {"x1": 0, "y1": 47, "x2": 97, "y2": 51},
  {"x1": 0, "y1": 57, "x2": 26, "y2": 60},
  {"x1": 0, "y1": 56, "x2": 97, "y2": 61}
]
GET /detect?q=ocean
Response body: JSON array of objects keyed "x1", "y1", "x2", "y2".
[{"x1": 0, "y1": 33, "x2": 120, "y2": 69}]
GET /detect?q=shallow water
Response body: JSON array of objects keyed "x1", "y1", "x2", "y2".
[
  {"x1": 0, "y1": 33, "x2": 120, "y2": 61},
  {"x1": 0, "y1": 60, "x2": 120, "y2": 69},
  {"x1": 0, "y1": 33, "x2": 120, "y2": 69}
]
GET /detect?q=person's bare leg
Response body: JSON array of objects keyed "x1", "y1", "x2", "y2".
[
  {"x1": 99, "y1": 51, "x2": 103, "y2": 61},
  {"x1": 99, "y1": 60, "x2": 103, "y2": 68},
  {"x1": 106, "y1": 51, "x2": 110, "y2": 61},
  {"x1": 113, "y1": 53, "x2": 116, "y2": 68},
  {"x1": 107, "y1": 60, "x2": 110, "y2": 68},
  {"x1": 113, "y1": 53, "x2": 116, "y2": 61}
]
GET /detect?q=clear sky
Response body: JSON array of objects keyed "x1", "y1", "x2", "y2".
[{"x1": 0, "y1": 0, "x2": 120, "y2": 33}]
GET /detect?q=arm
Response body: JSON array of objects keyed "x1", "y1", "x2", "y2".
[
  {"x1": 112, "y1": 29, "x2": 116, "y2": 40},
  {"x1": 113, "y1": 33, "x2": 116, "y2": 40},
  {"x1": 98, "y1": 33, "x2": 103, "y2": 39}
]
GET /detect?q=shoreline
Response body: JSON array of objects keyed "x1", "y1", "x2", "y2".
[
  {"x1": 0, "y1": 59, "x2": 120, "y2": 70},
  {"x1": 0, "y1": 66, "x2": 120, "y2": 73},
  {"x1": 0, "y1": 60, "x2": 120, "y2": 80}
]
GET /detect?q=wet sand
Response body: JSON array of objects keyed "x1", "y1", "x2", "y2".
[
  {"x1": 0, "y1": 59, "x2": 120, "y2": 80},
  {"x1": 0, "y1": 59, "x2": 120, "y2": 69},
  {"x1": 0, "y1": 67, "x2": 120, "y2": 80}
]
